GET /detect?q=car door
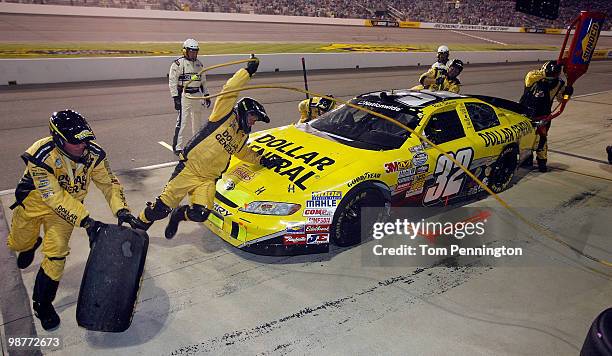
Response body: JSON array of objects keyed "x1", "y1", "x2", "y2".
[{"x1": 417, "y1": 103, "x2": 476, "y2": 206}]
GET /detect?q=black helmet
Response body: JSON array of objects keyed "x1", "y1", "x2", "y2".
[
  {"x1": 450, "y1": 59, "x2": 464, "y2": 72},
  {"x1": 542, "y1": 60, "x2": 562, "y2": 78},
  {"x1": 316, "y1": 95, "x2": 335, "y2": 113},
  {"x1": 235, "y1": 97, "x2": 269, "y2": 134},
  {"x1": 49, "y1": 110, "x2": 95, "y2": 158}
]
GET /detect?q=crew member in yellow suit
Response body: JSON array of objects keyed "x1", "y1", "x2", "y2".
[
  {"x1": 412, "y1": 59, "x2": 463, "y2": 93},
  {"x1": 519, "y1": 60, "x2": 572, "y2": 172},
  {"x1": 298, "y1": 95, "x2": 336, "y2": 123},
  {"x1": 136, "y1": 57, "x2": 278, "y2": 238},
  {"x1": 7, "y1": 110, "x2": 138, "y2": 330}
]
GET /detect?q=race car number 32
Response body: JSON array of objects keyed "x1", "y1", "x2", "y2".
[{"x1": 423, "y1": 148, "x2": 474, "y2": 203}]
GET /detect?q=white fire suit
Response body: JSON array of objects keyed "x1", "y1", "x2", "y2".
[{"x1": 169, "y1": 56, "x2": 210, "y2": 152}]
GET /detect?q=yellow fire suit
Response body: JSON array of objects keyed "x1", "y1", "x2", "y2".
[
  {"x1": 298, "y1": 97, "x2": 336, "y2": 123},
  {"x1": 139, "y1": 68, "x2": 261, "y2": 222},
  {"x1": 520, "y1": 69, "x2": 566, "y2": 160},
  {"x1": 411, "y1": 67, "x2": 461, "y2": 93},
  {"x1": 7, "y1": 137, "x2": 129, "y2": 281},
  {"x1": 169, "y1": 56, "x2": 210, "y2": 152}
]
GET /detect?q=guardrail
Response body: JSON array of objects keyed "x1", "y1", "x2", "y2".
[{"x1": 3, "y1": 50, "x2": 595, "y2": 85}]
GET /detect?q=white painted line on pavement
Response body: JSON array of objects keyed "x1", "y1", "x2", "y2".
[
  {"x1": 572, "y1": 89, "x2": 612, "y2": 98},
  {"x1": 158, "y1": 141, "x2": 174, "y2": 151},
  {"x1": 450, "y1": 30, "x2": 508, "y2": 46},
  {"x1": 0, "y1": 189, "x2": 14, "y2": 196},
  {"x1": 130, "y1": 161, "x2": 177, "y2": 171}
]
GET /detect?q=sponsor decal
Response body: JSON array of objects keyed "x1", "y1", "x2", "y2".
[
  {"x1": 398, "y1": 167, "x2": 417, "y2": 178},
  {"x1": 576, "y1": 19, "x2": 601, "y2": 64},
  {"x1": 230, "y1": 165, "x2": 255, "y2": 182},
  {"x1": 305, "y1": 224, "x2": 330, "y2": 233},
  {"x1": 37, "y1": 178, "x2": 50, "y2": 188},
  {"x1": 405, "y1": 186, "x2": 424, "y2": 198},
  {"x1": 307, "y1": 217, "x2": 332, "y2": 224},
  {"x1": 283, "y1": 234, "x2": 307, "y2": 245},
  {"x1": 384, "y1": 160, "x2": 411, "y2": 173},
  {"x1": 416, "y1": 164, "x2": 429, "y2": 174},
  {"x1": 250, "y1": 134, "x2": 336, "y2": 190},
  {"x1": 224, "y1": 179, "x2": 235, "y2": 191},
  {"x1": 286, "y1": 224, "x2": 305, "y2": 234},
  {"x1": 303, "y1": 208, "x2": 334, "y2": 217},
  {"x1": 41, "y1": 190, "x2": 54, "y2": 199},
  {"x1": 395, "y1": 182, "x2": 412, "y2": 191},
  {"x1": 477, "y1": 121, "x2": 532, "y2": 147},
  {"x1": 216, "y1": 129, "x2": 242, "y2": 155},
  {"x1": 54, "y1": 205, "x2": 78, "y2": 225},
  {"x1": 347, "y1": 172, "x2": 381, "y2": 188},
  {"x1": 356, "y1": 100, "x2": 401, "y2": 112},
  {"x1": 408, "y1": 144, "x2": 425, "y2": 153},
  {"x1": 74, "y1": 130, "x2": 94, "y2": 140},
  {"x1": 213, "y1": 202, "x2": 231, "y2": 217},
  {"x1": 412, "y1": 152, "x2": 428, "y2": 166},
  {"x1": 320, "y1": 43, "x2": 420, "y2": 52},
  {"x1": 55, "y1": 158, "x2": 62, "y2": 168},
  {"x1": 57, "y1": 173, "x2": 88, "y2": 194},
  {"x1": 311, "y1": 191, "x2": 342, "y2": 200},
  {"x1": 368, "y1": 19, "x2": 399, "y2": 27},
  {"x1": 432, "y1": 23, "x2": 510, "y2": 32},
  {"x1": 307, "y1": 233, "x2": 330, "y2": 245},
  {"x1": 306, "y1": 200, "x2": 337, "y2": 208}
]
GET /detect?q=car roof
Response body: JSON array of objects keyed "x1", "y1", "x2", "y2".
[{"x1": 357, "y1": 89, "x2": 467, "y2": 109}]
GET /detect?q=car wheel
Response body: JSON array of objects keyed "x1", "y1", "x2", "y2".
[
  {"x1": 488, "y1": 145, "x2": 518, "y2": 194},
  {"x1": 331, "y1": 189, "x2": 388, "y2": 247}
]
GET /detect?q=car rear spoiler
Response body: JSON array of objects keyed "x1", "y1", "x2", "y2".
[{"x1": 472, "y1": 95, "x2": 529, "y2": 116}]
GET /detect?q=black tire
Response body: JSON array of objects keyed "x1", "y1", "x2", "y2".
[
  {"x1": 488, "y1": 145, "x2": 519, "y2": 194},
  {"x1": 331, "y1": 188, "x2": 388, "y2": 247}
]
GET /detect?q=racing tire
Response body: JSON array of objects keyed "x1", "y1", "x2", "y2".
[
  {"x1": 331, "y1": 188, "x2": 388, "y2": 247},
  {"x1": 488, "y1": 145, "x2": 519, "y2": 194}
]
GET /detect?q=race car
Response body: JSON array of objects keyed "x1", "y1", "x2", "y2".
[{"x1": 204, "y1": 89, "x2": 536, "y2": 255}]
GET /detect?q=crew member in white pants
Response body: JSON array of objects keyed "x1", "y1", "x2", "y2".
[{"x1": 169, "y1": 38, "x2": 211, "y2": 156}]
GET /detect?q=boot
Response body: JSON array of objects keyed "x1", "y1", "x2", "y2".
[
  {"x1": 165, "y1": 205, "x2": 188, "y2": 240},
  {"x1": 607, "y1": 146, "x2": 612, "y2": 164},
  {"x1": 17, "y1": 237, "x2": 42, "y2": 269},
  {"x1": 32, "y1": 268, "x2": 60, "y2": 331},
  {"x1": 132, "y1": 217, "x2": 153, "y2": 231},
  {"x1": 537, "y1": 158, "x2": 547, "y2": 173},
  {"x1": 520, "y1": 153, "x2": 534, "y2": 168}
]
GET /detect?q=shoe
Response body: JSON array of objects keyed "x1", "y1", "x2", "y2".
[
  {"x1": 33, "y1": 301, "x2": 60, "y2": 331},
  {"x1": 165, "y1": 206, "x2": 187, "y2": 239},
  {"x1": 17, "y1": 237, "x2": 42, "y2": 269},
  {"x1": 607, "y1": 146, "x2": 612, "y2": 164},
  {"x1": 132, "y1": 217, "x2": 153, "y2": 231},
  {"x1": 32, "y1": 268, "x2": 60, "y2": 331},
  {"x1": 537, "y1": 158, "x2": 547, "y2": 173}
]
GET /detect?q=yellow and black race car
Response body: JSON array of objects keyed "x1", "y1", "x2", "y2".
[{"x1": 204, "y1": 90, "x2": 536, "y2": 255}]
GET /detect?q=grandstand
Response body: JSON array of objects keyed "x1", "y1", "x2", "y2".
[{"x1": 3, "y1": 0, "x2": 611, "y2": 30}]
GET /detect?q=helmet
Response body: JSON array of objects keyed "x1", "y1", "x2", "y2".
[
  {"x1": 49, "y1": 110, "x2": 95, "y2": 159},
  {"x1": 235, "y1": 97, "x2": 270, "y2": 134},
  {"x1": 542, "y1": 60, "x2": 562, "y2": 78},
  {"x1": 316, "y1": 95, "x2": 335, "y2": 113},
  {"x1": 437, "y1": 45, "x2": 449, "y2": 54},
  {"x1": 449, "y1": 59, "x2": 464, "y2": 73},
  {"x1": 183, "y1": 39, "x2": 199, "y2": 51}
]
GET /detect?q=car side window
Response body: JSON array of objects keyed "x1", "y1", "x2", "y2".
[
  {"x1": 423, "y1": 109, "x2": 466, "y2": 145},
  {"x1": 465, "y1": 103, "x2": 500, "y2": 131}
]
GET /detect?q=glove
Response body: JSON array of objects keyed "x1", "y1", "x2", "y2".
[
  {"x1": 81, "y1": 216, "x2": 107, "y2": 248},
  {"x1": 117, "y1": 208, "x2": 139, "y2": 229},
  {"x1": 205, "y1": 98, "x2": 211, "y2": 108},
  {"x1": 173, "y1": 96, "x2": 181, "y2": 111},
  {"x1": 246, "y1": 55, "x2": 259, "y2": 76},
  {"x1": 435, "y1": 75, "x2": 446, "y2": 86},
  {"x1": 563, "y1": 85, "x2": 573, "y2": 97},
  {"x1": 260, "y1": 155, "x2": 280, "y2": 169}
]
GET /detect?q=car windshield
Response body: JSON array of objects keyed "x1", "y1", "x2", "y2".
[{"x1": 310, "y1": 98, "x2": 422, "y2": 150}]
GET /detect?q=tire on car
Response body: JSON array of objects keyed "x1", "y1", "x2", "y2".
[
  {"x1": 487, "y1": 144, "x2": 519, "y2": 194},
  {"x1": 331, "y1": 187, "x2": 389, "y2": 247}
]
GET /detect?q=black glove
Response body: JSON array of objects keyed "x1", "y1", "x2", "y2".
[
  {"x1": 435, "y1": 75, "x2": 446, "y2": 86},
  {"x1": 81, "y1": 216, "x2": 107, "y2": 248},
  {"x1": 117, "y1": 208, "x2": 139, "y2": 229},
  {"x1": 173, "y1": 96, "x2": 181, "y2": 111},
  {"x1": 205, "y1": 98, "x2": 211, "y2": 108},
  {"x1": 246, "y1": 55, "x2": 259, "y2": 76},
  {"x1": 563, "y1": 85, "x2": 573, "y2": 97},
  {"x1": 260, "y1": 155, "x2": 280, "y2": 169}
]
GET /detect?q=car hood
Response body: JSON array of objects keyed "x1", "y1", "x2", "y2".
[{"x1": 217, "y1": 124, "x2": 367, "y2": 204}]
